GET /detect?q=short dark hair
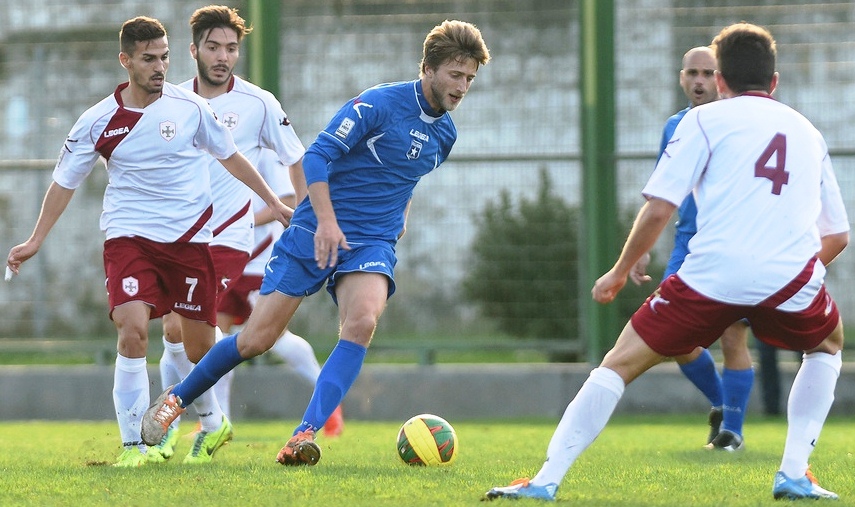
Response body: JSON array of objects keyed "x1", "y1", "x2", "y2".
[
  {"x1": 119, "y1": 16, "x2": 167, "y2": 55},
  {"x1": 420, "y1": 20, "x2": 490, "y2": 77},
  {"x1": 189, "y1": 5, "x2": 252, "y2": 48},
  {"x1": 712, "y1": 22, "x2": 776, "y2": 93}
]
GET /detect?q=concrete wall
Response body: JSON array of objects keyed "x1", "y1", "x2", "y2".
[{"x1": 2, "y1": 362, "x2": 853, "y2": 421}]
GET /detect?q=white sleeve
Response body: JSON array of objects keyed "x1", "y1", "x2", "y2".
[
  {"x1": 52, "y1": 113, "x2": 101, "y2": 189},
  {"x1": 642, "y1": 109, "x2": 710, "y2": 206},
  {"x1": 258, "y1": 149, "x2": 294, "y2": 198},
  {"x1": 194, "y1": 99, "x2": 238, "y2": 160},
  {"x1": 258, "y1": 91, "x2": 306, "y2": 167}
]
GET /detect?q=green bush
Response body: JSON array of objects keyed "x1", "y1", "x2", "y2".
[
  {"x1": 462, "y1": 168, "x2": 579, "y2": 341},
  {"x1": 462, "y1": 168, "x2": 663, "y2": 352}
]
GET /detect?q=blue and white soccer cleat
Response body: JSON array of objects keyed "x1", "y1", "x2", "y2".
[
  {"x1": 772, "y1": 470, "x2": 838, "y2": 500},
  {"x1": 484, "y1": 478, "x2": 558, "y2": 501}
]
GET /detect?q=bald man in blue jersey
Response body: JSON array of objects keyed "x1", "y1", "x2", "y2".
[
  {"x1": 142, "y1": 19, "x2": 490, "y2": 466},
  {"x1": 632, "y1": 46, "x2": 754, "y2": 451}
]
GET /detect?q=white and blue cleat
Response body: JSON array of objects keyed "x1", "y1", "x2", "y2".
[
  {"x1": 773, "y1": 470, "x2": 838, "y2": 500},
  {"x1": 484, "y1": 478, "x2": 558, "y2": 501}
]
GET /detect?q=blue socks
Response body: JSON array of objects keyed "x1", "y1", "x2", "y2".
[
  {"x1": 721, "y1": 367, "x2": 754, "y2": 436},
  {"x1": 295, "y1": 340, "x2": 366, "y2": 434},
  {"x1": 173, "y1": 334, "x2": 245, "y2": 407},
  {"x1": 679, "y1": 348, "x2": 723, "y2": 408}
]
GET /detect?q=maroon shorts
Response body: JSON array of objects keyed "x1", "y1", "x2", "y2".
[
  {"x1": 209, "y1": 245, "x2": 250, "y2": 305},
  {"x1": 103, "y1": 237, "x2": 217, "y2": 325},
  {"x1": 217, "y1": 273, "x2": 263, "y2": 324},
  {"x1": 631, "y1": 275, "x2": 840, "y2": 356}
]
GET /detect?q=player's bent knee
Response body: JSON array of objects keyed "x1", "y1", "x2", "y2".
[{"x1": 237, "y1": 328, "x2": 280, "y2": 358}]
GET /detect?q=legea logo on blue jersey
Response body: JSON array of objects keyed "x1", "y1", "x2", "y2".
[{"x1": 409, "y1": 129, "x2": 430, "y2": 142}]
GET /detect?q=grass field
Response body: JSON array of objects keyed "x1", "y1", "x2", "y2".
[{"x1": 0, "y1": 415, "x2": 853, "y2": 506}]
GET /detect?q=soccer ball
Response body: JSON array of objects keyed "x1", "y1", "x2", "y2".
[{"x1": 396, "y1": 413, "x2": 458, "y2": 466}]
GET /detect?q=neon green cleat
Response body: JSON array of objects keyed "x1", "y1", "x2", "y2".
[
  {"x1": 183, "y1": 417, "x2": 233, "y2": 464},
  {"x1": 112, "y1": 448, "x2": 149, "y2": 468},
  {"x1": 148, "y1": 426, "x2": 180, "y2": 463}
]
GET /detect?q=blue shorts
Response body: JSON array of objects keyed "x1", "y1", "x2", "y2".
[{"x1": 259, "y1": 226, "x2": 397, "y2": 305}]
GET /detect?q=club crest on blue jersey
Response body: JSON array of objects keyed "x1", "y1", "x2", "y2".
[
  {"x1": 222, "y1": 112, "x2": 239, "y2": 130},
  {"x1": 407, "y1": 140, "x2": 422, "y2": 160},
  {"x1": 160, "y1": 121, "x2": 176, "y2": 141}
]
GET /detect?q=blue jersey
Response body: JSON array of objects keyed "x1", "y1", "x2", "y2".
[
  {"x1": 659, "y1": 106, "x2": 698, "y2": 279},
  {"x1": 293, "y1": 80, "x2": 456, "y2": 243},
  {"x1": 659, "y1": 106, "x2": 697, "y2": 239}
]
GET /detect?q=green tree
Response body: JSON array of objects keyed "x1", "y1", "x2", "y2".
[
  {"x1": 462, "y1": 168, "x2": 663, "y2": 359},
  {"x1": 462, "y1": 167, "x2": 579, "y2": 342}
]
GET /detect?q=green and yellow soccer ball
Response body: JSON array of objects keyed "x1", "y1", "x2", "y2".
[{"x1": 396, "y1": 413, "x2": 458, "y2": 466}]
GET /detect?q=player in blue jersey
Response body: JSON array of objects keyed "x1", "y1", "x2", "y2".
[
  {"x1": 141, "y1": 19, "x2": 490, "y2": 466},
  {"x1": 631, "y1": 46, "x2": 754, "y2": 450}
]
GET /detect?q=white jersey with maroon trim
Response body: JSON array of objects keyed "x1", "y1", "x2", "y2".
[
  {"x1": 244, "y1": 150, "x2": 295, "y2": 276},
  {"x1": 643, "y1": 93, "x2": 849, "y2": 310},
  {"x1": 180, "y1": 76, "x2": 305, "y2": 253},
  {"x1": 53, "y1": 82, "x2": 237, "y2": 243}
]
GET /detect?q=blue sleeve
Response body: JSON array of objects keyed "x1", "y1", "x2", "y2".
[
  {"x1": 302, "y1": 149, "x2": 330, "y2": 186},
  {"x1": 657, "y1": 108, "x2": 689, "y2": 164},
  {"x1": 302, "y1": 87, "x2": 387, "y2": 186}
]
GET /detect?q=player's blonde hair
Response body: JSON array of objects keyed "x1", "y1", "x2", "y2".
[{"x1": 420, "y1": 20, "x2": 490, "y2": 77}]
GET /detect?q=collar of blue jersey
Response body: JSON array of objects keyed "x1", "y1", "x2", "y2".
[{"x1": 414, "y1": 80, "x2": 444, "y2": 118}]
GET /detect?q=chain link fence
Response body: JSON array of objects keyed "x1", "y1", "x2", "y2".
[{"x1": 1, "y1": 1, "x2": 854, "y2": 355}]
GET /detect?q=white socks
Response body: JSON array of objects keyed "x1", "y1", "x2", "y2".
[
  {"x1": 533, "y1": 367, "x2": 625, "y2": 487},
  {"x1": 213, "y1": 326, "x2": 235, "y2": 421},
  {"x1": 211, "y1": 329, "x2": 321, "y2": 420},
  {"x1": 159, "y1": 333, "x2": 225, "y2": 432},
  {"x1": 269, "y1": 330, "x2": 322, "y2": 384},
  {"x1": 113, "y1": 354, "x2": 149, "y2": 450},
  {"x1": 779, "y1": 351, "x2": 841, "y2": 479}
]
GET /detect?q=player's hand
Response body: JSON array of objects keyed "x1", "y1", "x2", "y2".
[
  {"x1": 271, "y1": 201, "x2": 293, "y2": 227},
  {"x1": 7, "y1": 240, "x2": 40, "y2": 276},
  {"x1": 314, "y1": 219, "x2": 350, "y2": 269},
  {"x1": 629, "y1": 252, "x2": 652, "y2": 286},
  {"x1": 592, "y1": 268, "x2": 627, "y2": 304}
]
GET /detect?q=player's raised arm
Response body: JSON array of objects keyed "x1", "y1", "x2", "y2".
[
  {"x1": 218, "y1": 151, "x2": 293, "y2": 226},
  {"x1": 592, "y1": 198, "x2": 675, "y2": 304}
]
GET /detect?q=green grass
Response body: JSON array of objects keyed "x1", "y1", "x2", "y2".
[{"x1": 1, "y1": 415, "x2": 853, "y2": 506}]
